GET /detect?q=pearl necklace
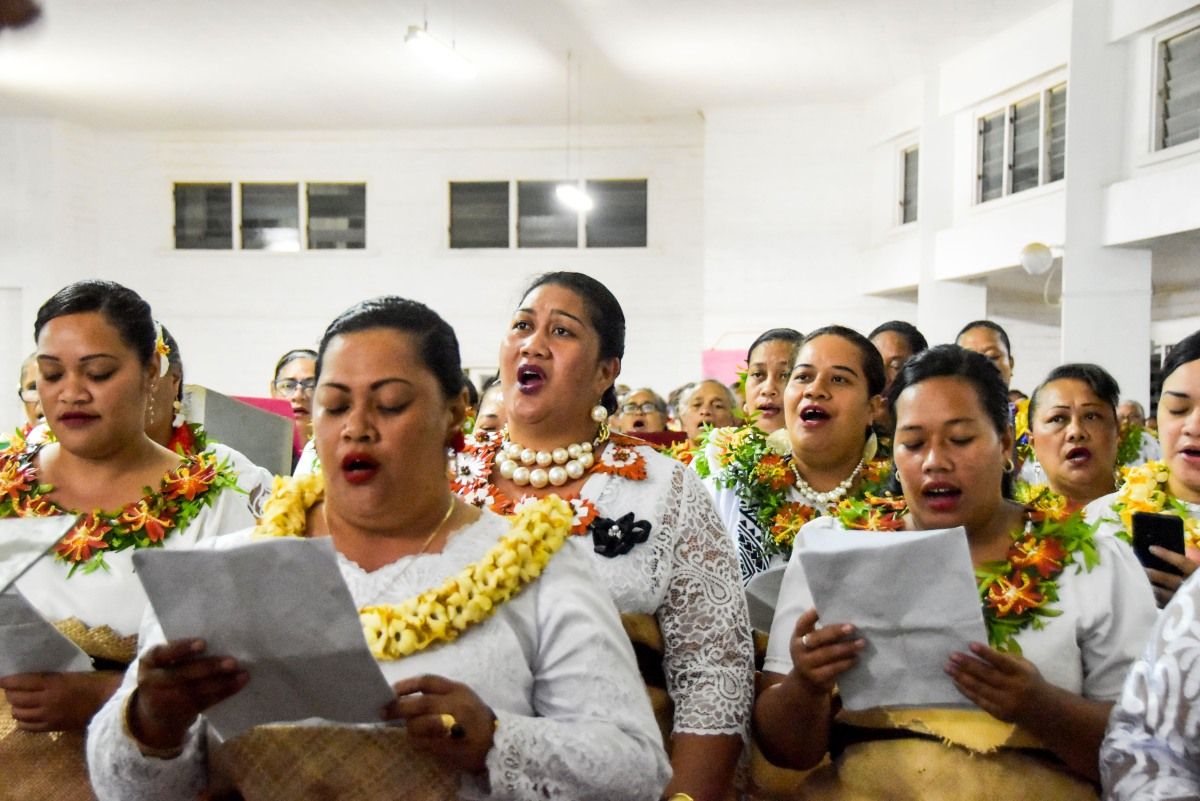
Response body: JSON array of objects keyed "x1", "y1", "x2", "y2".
[
  {"x1": 496, "y1": 426, "x2": 609, "y2": 488},
  {"x1": 790, "y1": 458, "x2": 864, "y2": 510}
]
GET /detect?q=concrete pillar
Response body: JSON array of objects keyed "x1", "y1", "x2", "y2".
[
  {"x1": 916, "y1": 68, "x2": 989, "y2": 347},
  {"x1": 1061, "y1": 0, "x2": 1153, "y2": 405}
]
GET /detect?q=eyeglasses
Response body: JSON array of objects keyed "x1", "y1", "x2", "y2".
[
  {"x1": 17, "y1": 387, "x2": 38, "y2": 403},
  {"x1": 273, "y1": 378, "x2": 317, "y2": 397},
  {"x1": 620, "y1": 402, "x2": 661, "y2": 415}
]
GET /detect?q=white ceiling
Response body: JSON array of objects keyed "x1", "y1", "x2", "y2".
[{"x1": 0, "y1": 0, "x2": 1059, "y2": 130}]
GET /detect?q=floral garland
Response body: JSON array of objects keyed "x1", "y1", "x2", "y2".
[
  {"x1": 252, "y1": 473, "x2": 573, "y2": 661},
  {"x1": 0, "y1": 447, "x2": 239, "y2": 575},
  {"x1": 166, "y1": 421, "x2": 209, "y2": 457},
  {"x1": 694, "y1": 423, "x2": 892, "y2": 558},
  {"x1": 1105, "y1": 460, "x2": 1200, "y2": 549},
  {"x1": 1012, "y1": 481, "x2": 1072, "y2": 517},
  {"x1": 1012, "y1": 398, "x2": 1033, "y2": 467},
  {"x1": 452, "y1": 429, "x2": 648, "y2": 535},
  {"x1": 835, "y1": 494, "x2": 1099, "y2": 653},
  {"x1": 657, "y1": 438, "x2": 694, "y2": 466}
]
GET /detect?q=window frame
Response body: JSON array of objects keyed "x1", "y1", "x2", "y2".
[
  {"x1": 974, "y1": 78, "x2": 1067, "y2": 205},
  {"x1": 1152, "y1": 20, "x2": 1200, "y2": 154},
  {"x1": 894, "y1": 136, "x2": 919, "y2": 228}
]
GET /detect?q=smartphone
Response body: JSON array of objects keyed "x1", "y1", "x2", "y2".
[{"x1": 1132, "y1": 512, "x2": 1186, "y2": 576}]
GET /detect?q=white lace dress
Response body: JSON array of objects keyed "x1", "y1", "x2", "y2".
[
  {"x1": 86, "y1": 510, "x2": 671, "y2": 801},
  {"x1": 455, "y1": 437, "x2": 755, "y2": 740},
  {"x1": 1101, "y1": 571, "x2": 1200, "y2": 800}
]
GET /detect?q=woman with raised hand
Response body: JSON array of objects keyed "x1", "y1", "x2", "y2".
[
  {"x1": 1087, "y1": 329, "x2": 1200, "y2": 606},
  {"x1": 754, "y1": 345, "x2": 1156, "y2": 800},
  {"x1": 88, "y1": 296, "x2": 669, "y2": 801},
  {"x1": 698, "y1": 326, "x2": 892, "y2": 584},
  {"x1": 0, "y1": 280, "x2": 251, "y2": 799},
  {"x1": 452, "y1": 272, "x2": 752, "y2": 801},
  {"x1": 1022, "y1": 363, "x2": 1122, "y2": 511}
]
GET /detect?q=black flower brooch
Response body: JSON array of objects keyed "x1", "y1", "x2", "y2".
[{"x1": 589, "y1": 513, "x2": 652, "y2": 558}]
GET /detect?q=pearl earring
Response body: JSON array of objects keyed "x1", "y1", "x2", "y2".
[{"x1": 591, "y1": 404, "x2": 609, "y2": 423}]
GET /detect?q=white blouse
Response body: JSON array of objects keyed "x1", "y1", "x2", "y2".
[
  {"x1": 764, "y1": 520, "x2": 1157, "y2": 703},
  {"x1": 15, "y1": 486, "x2": 254, "y2": 637},
  {"x1": 1101, "y1": 570, "x2": 1200, "y2": 800},
  {"x1": 86, "y1": 510, "x2": 672, "y2": 801},
  {"x1": 544, "y1": 444, "x2": 754, "y2": 737}
]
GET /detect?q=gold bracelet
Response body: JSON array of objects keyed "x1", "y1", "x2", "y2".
[{"x1": 664, "y1": 794, "x2": 695, "y2": 801}]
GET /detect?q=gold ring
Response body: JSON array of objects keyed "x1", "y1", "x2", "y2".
[
  {"x1": 439, "y1": 713, "x2": 457, "y2": 737},
  {"x1": 801, "y1": 633, "x2": 812, "y2": 649}
]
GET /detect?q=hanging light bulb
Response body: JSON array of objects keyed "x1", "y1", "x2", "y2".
[
  {"x1": 405, "y1": 24, "x2": 476, "y2": 80},
  {"x1": 556, "y1": 183, "x2": 594, "y2": 212}
]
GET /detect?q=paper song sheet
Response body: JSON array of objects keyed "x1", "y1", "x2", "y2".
[
  {"x1": 0, "y1": 588, "x2": 93, "y2": 676},
  {"x1": 133, "y1": 538, "x2": 396, "y2": 740},
  {"x1": 798, "y1": 518, "x2": 987, "y2": 710}
]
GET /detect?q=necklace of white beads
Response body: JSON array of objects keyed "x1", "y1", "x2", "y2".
[
  {"x1": 496, "y1": 425, "x2": 610, "y2": 489},
  {"x1": 790, "y1": 458, "x2": 864, "y2": 510}
]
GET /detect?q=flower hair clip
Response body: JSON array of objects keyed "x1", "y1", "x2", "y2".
[{"x1": 154, "y1": 321, "x2": 171, "y2": 378}]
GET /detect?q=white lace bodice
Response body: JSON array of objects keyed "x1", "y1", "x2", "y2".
[
  {"x1": 1102, "y1": 571, "x2": 1200, "y2": 800},
  {"x1": 86, "y1": 510, "x2": 671, "y2": 801}
]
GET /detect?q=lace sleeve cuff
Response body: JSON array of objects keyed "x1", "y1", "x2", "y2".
[
  {"x1": 86, "y1": 688, "x2": 207, "y2": 801},
  {"x1": 479, "y1": 709, "x2": 670, "y2": 801}
]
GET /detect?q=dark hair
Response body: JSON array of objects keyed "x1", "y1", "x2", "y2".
[
  {"x1": 888, "y1": 345, "x2": 1013, "y2": 496},
  {"x1": 868, "y1": 320, "x2": 928, "y2": 355},
  {"x1": 746, "y1": 327, "x2": 804, "y2": 363},
  {"x1": 481, "y1": 373, "x2": 502, "y2": 393},
  {"x1": 956, "y1": 320, "x2": 1012, "y2": 358},
  {"x1": 273, "y1": 348, "x2": 318, "y2": 380},
  {"x1": 800, "y1": 325, "x2": 887, "y2": 399},
  {"x1": 34, "y1": 280, "x2": 156, "y2": 364},
  {"x1": 159, "y1": 324, "x2": 185, "y2": 403},
  {"x1": 1028, "y1": 363, "x2": 1120, "y2": 425},
  {"x1": 462, "y1": 372, "x2": 479, "y2": 407},
  {"x1": 1162, "y1": 330, "x2": 1200, "y2": 382},
  {"x1": 317, "y1": 297, "x2": 462, "y2": 399},
  {"x1": 520, "y1": 271, "x2": 625, "y2": 413}
]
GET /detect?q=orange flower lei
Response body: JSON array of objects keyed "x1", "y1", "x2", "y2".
[
  {"x1": 837, "y1": 494, "x2": 1098, "y2": 653},
  {"x1": 0, "y1": 446, "x2": 239, "y2": 575},
  {"x1": 452, "y1": 429, "x2": 648, "y2": 534}
]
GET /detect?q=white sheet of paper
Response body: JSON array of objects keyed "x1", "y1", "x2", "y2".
[
  {"x1": 0, "y1": 588, "x2": 93, "y2": 675},
  {"x1": 798, "y1": 518, "x2": 987, "y2": 710},
  {"x1": 133, "y1": 538, "x2": 397, "y2": 740},
  {"x1": 0, "y1": 516, "x2": 75, "y2": 592}
]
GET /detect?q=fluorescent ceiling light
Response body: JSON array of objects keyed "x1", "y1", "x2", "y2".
[
  {"x1": 556, "y1": 183, "x2": 593, "y2": 212},
  {"x1": 405, "y1": 25, "x2": 476, "y2": 80}
]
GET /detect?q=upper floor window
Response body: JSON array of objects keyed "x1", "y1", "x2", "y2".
[
  {"x1": 899, "y1": 146, "x2": 919, "y2": 225},
  {"x1": 448, "y1": 178, "x2": 648, "y2": 249},
  {"x1": 172, "y1": 181, "x2": 366, "y2": 251},
  {"x1": 976, "y1": 82, "x2": 1067, "y2": 204},
  {"x1": 1156, "y1": 25, "x2": 1200, "y2": 151}
]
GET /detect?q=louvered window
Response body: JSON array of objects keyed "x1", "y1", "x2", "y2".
[
  {"x1": 449, "y1": 182, "x2": 510, "y2": 248},
  {"x1": 977, "y1": 83, "x2": 1066, "y2": 204},
  {"x1": 900, "y1": 146, "x2": 919, "y2": 224},
  {"x1": 307, "y1": 183, "x2": 365, "y2": 249},
  {"x1": 174, "y1": 184, "x2": 232, "y2": 249},
  {"x1": 1158, "y1": 26, "x2": 1200, "y2": 151},
  {"x1": 585, "y1": 179, "x2": 648, "y2": 246}
]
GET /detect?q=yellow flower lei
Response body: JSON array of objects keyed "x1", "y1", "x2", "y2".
[
  {"x1": 1109, "y1": 460, "x2": 1200, "y2": 549},
  {"x1": 252, "y1": 473, "x2": 573, "y2": 660}
]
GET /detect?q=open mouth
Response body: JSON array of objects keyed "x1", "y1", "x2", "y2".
[
  {"x1": 1065, "y1": 447, "x2": 1091, "y2": 464},
  {"x1": 1180, "y1": 446, "x2": 1200, "y2": 461},
  {"x1": 631, "y1": 419, "x2": 646, "y2": 429},
  {"x1": 516, "y1": 364, "x2": 546, "y2": 395},
  {"x1": 799, "y1": 405, "x2": 831, "y2": 424},
  {"x1": 757, "y1": 404, "x2": 781, "y2": 418},
  {"x1": 922, "y1": 484, "x2": 962, "y2": 511},
  {"x1": 341, "y1": 453, "x2": 380, "y2": 485},
  {"x1": 292, "y1": 406, "x2": 309, "y2": 417}
]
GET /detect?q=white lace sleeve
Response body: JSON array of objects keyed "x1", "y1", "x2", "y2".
[
  {"x1": 477, "y1": 540, "x2": 671, "y2": 801},
  {"x1": 1101, "y1": 573, "x2": 1200, "y2": 800},
  {"x1": 87, "y1": 616, "x2": 208, "y2": 801},
  {"x1": 659, "y1": 465, "x2": 755, "y2": 737}
]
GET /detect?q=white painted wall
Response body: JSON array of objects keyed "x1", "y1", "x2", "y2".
[{"x1": 3, "y1": 120, "x2": 707, "y2": 406}]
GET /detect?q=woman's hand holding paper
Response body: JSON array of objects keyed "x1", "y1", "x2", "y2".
[
  {"x1": 945, "y1": 642, "x2": 1046, "y2": 723},
  {"x1": 787, "y1": 608, "x2": 865, "y2": 696},
  {"x1": 129, "y1": 638, "x2": 249, "y2": 752},
  {"x1": 0, "y1": 670, "x2": 122, "y2": 732},
  {"x1": 382, "y1": 673, "x2": 496, "y2": 774}
]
